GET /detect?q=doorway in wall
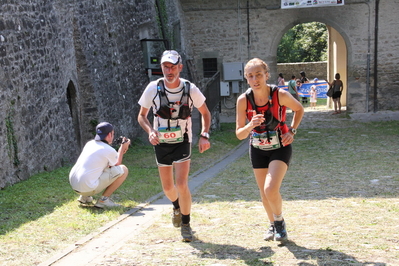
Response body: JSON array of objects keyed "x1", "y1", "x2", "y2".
[
  {"x1": 277, "y1": 22, "x2": 347, "y2": 110},
  {"x1": 66, "y1": 80, "x2": 82, "y2": 149}
]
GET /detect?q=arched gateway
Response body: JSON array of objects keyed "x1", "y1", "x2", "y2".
[{"x1": 178, "y1": 0, "x2": 391, "y2": 113}]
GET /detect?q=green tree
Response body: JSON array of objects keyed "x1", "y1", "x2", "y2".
[{"x1": 277, "y1": 22, "x2": 327, "y2": 63}]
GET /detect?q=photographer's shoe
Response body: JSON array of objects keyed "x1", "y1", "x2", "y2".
[
  {"x1": 172, "y1": 208, "x2": 182, "y2": 228},
  {"x1": 78, "y1": 195, "x2": 93, "y2": 204},
  {"x1": 94, "y1": 197, "x2": 121, "y2": 208},
  {"x1": 274, "y1": 220, "x2": 288, "y2": 242}
]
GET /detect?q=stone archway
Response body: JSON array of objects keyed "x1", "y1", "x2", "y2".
[{"x1": 270, "y1": 21, "x2": 348, "y2": 109}]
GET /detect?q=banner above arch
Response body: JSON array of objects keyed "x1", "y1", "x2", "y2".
[{"x1": 281, "y1": 0, "x2": 344, "y2": 9}]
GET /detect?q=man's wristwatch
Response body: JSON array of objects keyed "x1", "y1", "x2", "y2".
[
  {"x1": 200, "y1": 132, "x2": 210, "y2": 139},
  {"x1": 290, "y1": 128, "x2": 297, "y2": 135}
]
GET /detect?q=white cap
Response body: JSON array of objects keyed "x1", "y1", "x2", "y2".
[{"x1": 161, "y1": 50, "x2": 181, "y2": 65}]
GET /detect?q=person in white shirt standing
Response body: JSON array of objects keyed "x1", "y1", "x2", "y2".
[
  {"x1": 137, "y1": 50, "x2": 211, "y2": 242},
  {"x1": 69, "y1": 122, "x2": 130, "y2": 208}
]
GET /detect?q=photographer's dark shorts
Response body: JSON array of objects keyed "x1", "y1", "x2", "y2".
[
  {"x1": 250, "y1": 144, "x2": 292, "y2": 169},
  {"x1": 154, "y1": 141, "x2": 191, "y2": 166}
]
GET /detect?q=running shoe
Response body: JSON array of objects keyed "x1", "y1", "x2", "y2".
[
  {"x1": 181, "y1": 223, "x2": 193, "y2": 242},
  {"x1": 274, "y1": 220, "x2": 288, "y2": 241},
  {"x1": 94, "y1": 197, "x2": 121, "y2": 208},
  {"x1": 78, "y1": 195, "x2": 93, "y2": 204},
  {"x1": 172, "y1": 208, "x2": 182, "y2": 228},
  {"x1": 264, "y1": 224, "x2": 275, "y2": 241}
]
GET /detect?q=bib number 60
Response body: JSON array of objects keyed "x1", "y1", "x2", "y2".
[{"x1": 163, "y1": 132, "x2": 176, "y2": 139}]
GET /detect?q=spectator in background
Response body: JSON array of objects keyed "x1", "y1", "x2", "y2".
[
  {"x1": 327, "y1": 73, "x2": 344, "y2": 114},
  {"x1": 277, "y1": 73, "x2": 285, "y2": 86},
  {"x1": 299, "y1": 71, "x2": 309, "y2": 104},
  {"x1": 310, "y1": 85, "x2": 317, "y2": 109},
  {"x1": 296, "y1": 79, "x2": 302, "y2": 101},
  {"x1": 287, "y1": 75, "x2": 299, "y2": 101}
]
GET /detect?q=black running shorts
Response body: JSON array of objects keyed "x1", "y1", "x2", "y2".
[
  {"x1": 154, "y1": 141, "x2": 191, "y2": 166},
  {"x1": 249, "y1": 144, "x2": 292, "y2": 169}
]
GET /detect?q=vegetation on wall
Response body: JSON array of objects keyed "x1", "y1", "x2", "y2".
[
  {"x1": 6, "y1": 107, "x2": 20, "y2": 167},
  {"x1": 154, "y1": 0, "x2": 172, "y2": 45},
  {"x1": 277, "y1": 22, "x2": 328, "y2": 63}
]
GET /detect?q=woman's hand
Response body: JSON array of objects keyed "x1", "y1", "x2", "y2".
[
  {"x1": 250, "y1": 113, "x2": 265, "y2": 128},
  {"x1": 281, "y1": 131, "x2": 295, "y2": 146}
]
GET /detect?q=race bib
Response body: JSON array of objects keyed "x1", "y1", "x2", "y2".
[
  {"x1": 158, "y1": 127, "x2": 183, "y2": 144},
  {"x1": 251, "y1": 131, "x2": 281, "y2": 151}
]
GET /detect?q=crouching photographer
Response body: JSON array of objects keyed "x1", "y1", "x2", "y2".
[{"x1": 69, "y1": 122, "x2": 130, "y2": 208}]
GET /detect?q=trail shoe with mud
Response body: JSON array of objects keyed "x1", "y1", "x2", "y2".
[
  {"x1": 172, "y1": 208, "x2": 182, "y2": 228},
  {"x1": 264, "y1": 224, "x2": 275, "y2": 241},
  {"x1": 274, "y1": 220, "x2": 288, "y2": 241},
  {"x1": 181, "y1": 223, "x2": 193, "y2": 242}
]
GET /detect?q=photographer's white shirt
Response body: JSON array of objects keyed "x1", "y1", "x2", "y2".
[{"x1": 69, "y1": 140, "x2": 118, "y2": 192}]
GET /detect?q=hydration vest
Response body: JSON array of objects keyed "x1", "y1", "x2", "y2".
[
  {"x1": 245, "y1": 85, "x2": 287, "y2": 133},
  {"x1": 153, "y1": 79, "x2": 192, "y2": 120}
]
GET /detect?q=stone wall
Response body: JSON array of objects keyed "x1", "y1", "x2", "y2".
[
  {"x1": 277, "y1": 62, "x2": 328, "y2": 83},
  {"x1": 0, "y1": 0, "x2": 160, "y2": 188}
]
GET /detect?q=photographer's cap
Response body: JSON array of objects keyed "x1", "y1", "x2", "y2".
[
  {"x1": 95, "y1": 122, "x2": 114, "y2": 141},
  {"x1": 161, "y1": 50, "x2": 181, "y2": 65}
]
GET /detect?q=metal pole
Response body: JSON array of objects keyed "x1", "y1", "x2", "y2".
[
  {"x1": 247, "y1": 0, "x2": 250, "y2": 60},
  {"x1": 373, "y1": 0, "x2": 379, "y2": 113}
]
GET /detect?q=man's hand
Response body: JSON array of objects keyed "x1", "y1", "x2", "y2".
[
  {"x1": 121, "y1": 137, "x2": 130, "y2": 153},
  {"x1": 148, "y1": 129, "x2": 160, "y2": 145},
  {"x1": 198, "y1": 137, "x2": 211, "y2": 153}
]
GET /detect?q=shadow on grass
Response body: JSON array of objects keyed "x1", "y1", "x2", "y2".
[
  {"x1": 189, "y1": 240, "x2": 275, "y2": 265},
  {"x1": 283, "y1": 240, "x2": 387, "y2": 266},
  {"x1": 0, "y1": 166, "x2": 131, "y2": 236},
  {"x1": 187, "y1": 239, "x2": 386, "y2": 265}
]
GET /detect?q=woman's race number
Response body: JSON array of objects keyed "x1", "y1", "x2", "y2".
[{"x1": 251, "y1": 131, "x2": 281, "y2": 150}]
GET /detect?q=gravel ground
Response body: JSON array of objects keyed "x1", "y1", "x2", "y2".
[{"x1": 54, "y1": 106, "x2": 399, "y2": 266}]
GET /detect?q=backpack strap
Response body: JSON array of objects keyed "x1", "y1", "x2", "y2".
[
  {"x1": 269, "y1": 85, "x2": 278, "y2": 107},
  {"x1": 245, "y1": 88, "x2": 256, "y2": 113},
  {"x1": 245, "y1": 85, "x2": 278, "y2": 112},
  {"x1": 153, "y1": 79, "x2": 168, "y2": 111},
  {"x1": 182, "y1": 81, "x2": 192, "y2": 105}
]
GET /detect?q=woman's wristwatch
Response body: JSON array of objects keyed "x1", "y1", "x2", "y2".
[
  {"x1": 200, "y1": 132, "x2": 210, "y2": 139},
  {"x1": 289, "y1": 128, "x2": 297, "y2": 135}
]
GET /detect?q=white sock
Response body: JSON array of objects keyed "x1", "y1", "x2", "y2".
[{"x1": 273, "y1": 213, "x2": 284, "y2": 221}]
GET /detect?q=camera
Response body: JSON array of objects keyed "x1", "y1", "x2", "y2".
[{"x1": 114, "y1": 136, "x2": 129, "y2": 145}]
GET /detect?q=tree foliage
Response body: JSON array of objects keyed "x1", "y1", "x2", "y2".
[{"x1": 277, "y1": 22, "x2": 328, "y2": 63}]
